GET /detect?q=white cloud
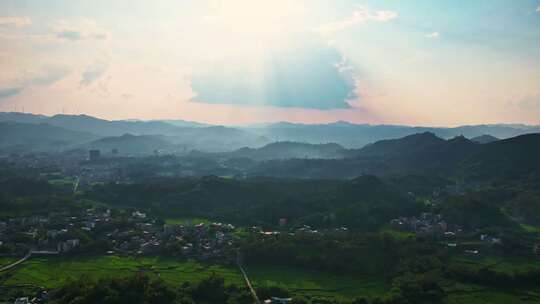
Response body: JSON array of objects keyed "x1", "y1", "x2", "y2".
[
  {"x1": 426, "y1": 32, "x2": 440, "y2": 39},
  {"x1": 536, "y1": 5, "x2": 540, "y2": 12},
  {"x1": 314, "y1": 8, "x2": 397, "y2": 35},
  {"x1": 80, "y1": 61, "x2": 109, "y2": 86},
  {"x1": 53, "y1": 19, "x2": 110, "y2": 41},
  {"x1": 0, "y1": 16, "x2": 32, "y2": 28},
  {"x1": 0, "y1": 65, "x2": 70, "y2": 100}
]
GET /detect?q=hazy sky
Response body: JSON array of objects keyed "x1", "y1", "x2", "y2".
[{"x1": 1, "y1": 0, "x2": 540, "y2": 126}]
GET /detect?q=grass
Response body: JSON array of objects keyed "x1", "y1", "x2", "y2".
[
  {"x1": 0, "y1": 257, "x2": 17, "y2": 268},
  {"x1": 443, "y1": 289, "x2": 540, "y2": 304},
  {"x1": 245, "y1": 263, "x2": 387, "y2": 300},
  {"x1": 442, "y1": 280, "x2": 540, "y2": 304},
  {"x1": 47, "y1": 177, "x2": 75, "y2": 186},
  {"x1": 0, "y1": 256, "x2": 242, "y2": 289},
  {"x1": 164, "y1": 217, "x2": 215, "y2": 225},
  {"x1": 1, "y1": 255, "x2": 389, "y2": 300},
  {"x1": 520, "y1": 223, "x2": 540, "y2": 234},
  {"x1": 379, "y1": 226, "x2": 415, "y2": 239},
  {"x1": 450, "y1": 255, "x2": 540, "y2": 274}
]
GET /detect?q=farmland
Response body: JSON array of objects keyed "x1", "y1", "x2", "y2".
[{"x1": 0, "y1": 256, "x2": 392, "y2": 301}]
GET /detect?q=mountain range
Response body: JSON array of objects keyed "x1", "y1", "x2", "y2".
[
  {"x1": 248, "y1": 132, "x2": 540, "y2": 182},
  {"x1": 1, "y1": 112, "x2": 539, "y2": 155}
]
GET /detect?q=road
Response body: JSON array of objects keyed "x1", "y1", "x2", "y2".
[
  {"x1": 0, "y1": 252, "x2": 31, "y2": 272},
  {"x1": 73, "y1": 176, "x2": 80, "y2": 194},
  {"x1": 237, "y1": 251, "x2": 261, "y2": 304}
]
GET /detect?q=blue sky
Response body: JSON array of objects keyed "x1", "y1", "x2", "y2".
[{"x1": 0, "y1": 0, "x2": 539, "y2": 125}]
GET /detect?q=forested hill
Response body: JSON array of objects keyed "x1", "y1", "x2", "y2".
[
  {"x1": 86, "y1": 175, "x2": 422, "y2": 231},
  {"x1": 249, "y1": 133, "x2": 540, "y2": 183},
  {"x1": 461, "y1": 133, "x2": 540, "y2": 183}
]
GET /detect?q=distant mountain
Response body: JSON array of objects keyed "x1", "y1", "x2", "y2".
[
  {"x1": 248, "y1": 133, "x2": 481, "y2": 178},
  {"x1": 243, "y1": 122, "x2": 540, "y2": 148},
  {"x1": 47, "y1": 114, "x2": 183, "y2": 137},
  {"x1": 0, "y1": 113, "x2": 269, "y2": 152},
  {"x1": 0, "y1": 122, "x2": 97, "y2": 152},
  {"x1": 2, "y1": 112, "x2": 539, "y2": 151},
  {"x1": 0, "y1": 113, "x2": 184, "y2": 137},
  {"x1": 82, "y1": 134, "x2": 178, "y2": 155},
  {"x1": 470, "y1": 134, "x2": 499, "y2": 144},
  {"x1": 355, "y1": 132, "x2": 446, "y2": 157},
  {"x1": 353, "y1": 133, "x2": 481, "y2": 174},
  {"x1": 218, "y1": 141, "x2": 349, "y2": 160},
  {"x1": 248, "y1": 132, "x2": 540, "y2": 182},
  {"x1": 462, "y1": 133, "x2": 540, "y2": 182},
  {"x1": 0, "y1": 112, "x2": 49, "y2": 124},
  {"x1": 165, "y1": 126, "x2": 269, "y2": 152},
  {"x1": 159, "y1": 119, "x2": 210, "y2": 128}
]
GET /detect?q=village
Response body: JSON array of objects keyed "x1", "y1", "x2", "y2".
[
  {"x1": 0, "y1": 208, "x2": 237, "y2": 261},
  {"x1": 389, "y1": 211, "x2": 540, "y2": 257}
]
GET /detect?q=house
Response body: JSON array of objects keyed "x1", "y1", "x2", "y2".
[
  {"x1": 83, "y1": 220, "x2": 96, "y2": 230},
  {"x1": 269, "y1": 297, "x2": 292, "y2": 304},
  {"x1": 14, "y1": 298, "x2": 29, "y2": 304},
  {"x1": 491, "y1": 238, "x2": 502, "y2": 245},
  {"x1": 47, "y1": 230, "x2": 60, "y2": 238},
  {"x1": 132, "y1": 211, "x2": 147, "y2": 219},
  {"x1": 57, "y1": 239, "x2": 80, "y2": 252},
  {"x1": 444, "y1": 231, "x2": 456, "y2": 238},
  {"x1": 215, "y1": 231, "x2": 226, "y2": 243},
  {"x1": 533, "y1": 243, "x2": 540, "y2": 255},
  {"x1": 140, "y1": 241, "x2": 161, "y2": 254}
]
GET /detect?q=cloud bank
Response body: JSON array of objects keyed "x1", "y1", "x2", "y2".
[
  {"x1": 314, "y1": 8, "x2": 397, "y2": 35},
  {"x1": 0, "y1": 66, "x2": 70, "y2": 100},
  {"x1": 191, "y1": 38, "x2": 356, "y2": 109},
  {"x1": 0, "y1": 87, "x2": 22, "y2": 100},
  {"x1": 53, "y1": 20, "x2": 110, "y2": 41},
  {"x1": 0, "y1": 16, "x2": 31, "y2": 28},
  {"x1": 80, "y1": 61, "x2": 108, "y2": 86}
]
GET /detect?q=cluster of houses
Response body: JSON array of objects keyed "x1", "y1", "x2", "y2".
[
  {"x1": 263, "y1": 297, "x2": 292, "y2": 304},
  {"x1": 252, "y1": 223, "x2": 350, "y2": 239},
  {"x1": 388, "y1": 213, "x2": 523, "y2": 256},
  {"x1": 0, "y1": 209, "x2": 237, "y2": 261},
  {"x1": 390, "y1": 212, "x2": 455, "y2": 236},
  {"x1": 12, "y1": 291, "x2": 48, "y2": 304}
]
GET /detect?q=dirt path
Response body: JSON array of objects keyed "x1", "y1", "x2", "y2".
[
  {"x1": 0, "y1": 252, "x2": 31, "y2": 272},
  {"x1": 237, "y1": 251, "x2": 261, "y2": 304}
]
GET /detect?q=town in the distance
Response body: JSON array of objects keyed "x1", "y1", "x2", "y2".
[{"x1": 1, "y1": 112, "x2": 539, "y2": 304}]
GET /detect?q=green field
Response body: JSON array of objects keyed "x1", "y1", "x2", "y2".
[
  {"x1": 442, "y1": 256, "x2": 540, "y2": 303},
  {"x1": 4, "y1": 255, "x2": 540, "y2": 302},
  {"x1": 444, "y1": 289, "x2": 540, "y2": 304},
  {"x1": 0, "y1": 257, "x2": 17, "y2": 268},
  {"x1": 379, "y1": 226, "x2": 415, "y2": 239},
  {"x1": 520, "y1": 223, "x2": 540, "y2": 234},
  {"x1": 1, "y1": 256, "x2": 392, "y2": 301},
  {"x1": 442, "y1": 281, "x2": 540, "y2": 304},
  {"x1": 246, "y1": 263, "x2": 387, "y2": 300},
  {"x1": 164, "y1": 217, "x2": 215, "y2": 225},
  {"x1": 0, "y1": 256, "x2": 242, "y2": 289},
  {"x1": 47, "y1": 177, "x2": 75, "y2": 187},
  {"x1": 450, "y1": 255, "x2": 540, "y2": 274}
]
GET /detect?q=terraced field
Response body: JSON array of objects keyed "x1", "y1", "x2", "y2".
[
  {"x1": 245, "y1": 263, "x2": 387, "y2": 300},
  {"x1": 1, "y1": 256, "x2": 390, "y2": 301},
  {"x1": 0, "y1": 256, "x2": 242, "y2": 288}
]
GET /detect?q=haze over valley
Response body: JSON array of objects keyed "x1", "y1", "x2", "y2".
[{"x1": 1, "y1": 1, "x2": 540, "y2": 304}]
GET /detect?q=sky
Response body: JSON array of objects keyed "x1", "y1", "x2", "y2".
[{"x1": 0, "y1": 0, "x2": 540, "y2": 126}]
